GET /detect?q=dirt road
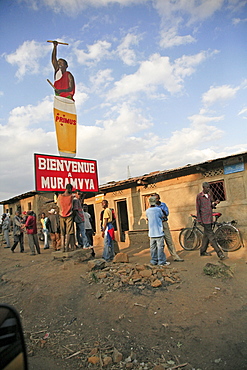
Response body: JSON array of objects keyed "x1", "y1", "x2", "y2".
[{"x1": 0, "y1": 239, "x2": 246, "y2": 369}]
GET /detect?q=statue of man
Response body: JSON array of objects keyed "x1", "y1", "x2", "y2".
[{"x1": 52, "y1": 41, "x2": 75, "y2": 100}]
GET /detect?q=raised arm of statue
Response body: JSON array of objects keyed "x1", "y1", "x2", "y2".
[{"x1": 52, "y1": 41, "x2": 59, "y2": 74}]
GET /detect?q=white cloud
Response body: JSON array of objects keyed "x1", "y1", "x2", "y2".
[
  {"x1": 5, "y1": 41, "x2": 50, "y2": 79},
  {"x1": 107, "y1": 50, "x2": 212, "y2": 100},
  {"x1": 154, "y1": 0, "x2": 225, "y2": 25},
  {"x1": 202, "y1": 85, "x2": 239, "y2": 106},
  {"x1": 74, "y1": 40, "x2": 112, "y2": 65},
  {"x1": 22, "y1": 0, "x2": 148, "y2": 15},
  {"x1": 232, "y1": 17, "x2": 247, "y2": 25},
  {"x1": 89, "y1": 69, "x2": 114, "y2": 92},
  {"x1": 238, "y1": 107, "x2": 247, "y2": 119},
  {"x1": 0, "y1": 98, "x2": 57, "y2": 200},
  {"x1": 74, "y1": 83, "x2": 89, "y2": 106},
  {"x1": 159, "y1": 27, "x2": 196, "y2": 48},
  {"x1": 116, "y1": 33, "x2": 140, "y2": 65},
  {"x1": 153, "y1": 0, "x2": 226, "y2": 49}
]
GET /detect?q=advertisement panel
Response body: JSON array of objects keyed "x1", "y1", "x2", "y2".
[{"x1": 34, "y1": 153, "x2": 98, "y2": 192}]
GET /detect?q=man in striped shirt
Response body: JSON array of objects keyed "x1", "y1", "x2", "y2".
[{"x1": 196, "y1": 182, "x2": 226, "y2": 259}]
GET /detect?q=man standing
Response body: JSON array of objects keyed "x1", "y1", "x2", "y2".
[
  {"x1": 146, "y1": 196, "x2": 170, "y2": 266},
  {"x1": 153, "y1": 193, "x2": 184, "y2": 262},
  {"x1": 57, "y1": 184, "x2": 75, "y2": 252},
  {"x1": 52, "y1": 41, "x2": 75, "y2": 100},
  {"x1": 40, "y1": 212, "x2": 50, "y2": 249},
  {"x1": 83, "y1": 204, "x2": 95, "y2": 257},
  {"x1": 2, "y1": 214, "x2": 10, "y2": 249},
  {"x1": 196, "y1": 182, "x2": 226, "y2": 259},
  {"x1": 47, "y1": 209, "x2": 61, "y2": 251},
  {"x1": 101, "y1": 200, "x2": 115, "y2": 262},
  {"x1": 11, "y1": 211, "x2": 24, "y2": 253},
  {"x1": 73, "y1": 190, "x2": 90, "y2": 249},
  {"x1": 25, "y1": 211, "x2": 41, "y2": 255}
]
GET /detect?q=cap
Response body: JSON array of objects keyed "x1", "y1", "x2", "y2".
[{"x1": 149, "y1": 196, "x2": 157, "y2": 206}]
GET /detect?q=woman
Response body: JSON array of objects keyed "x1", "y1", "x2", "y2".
[{"x1": 40, "y1": 213, "x2": 50, "y2": 250}]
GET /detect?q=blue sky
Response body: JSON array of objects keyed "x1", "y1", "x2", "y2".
[{"x1": 0, "y1": 0, "x2": 247, "y2": 202}]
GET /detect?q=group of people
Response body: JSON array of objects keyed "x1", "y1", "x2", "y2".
[
  {"x1": 145, "y1": 182, "x2": 226, "y2": 266},
  {"x1": 1, "y1": 185, "x2": 95, "y2": 257},
  {"x1": 145, "y1": 193, "x2": 184, "y2": 266},
  {"x1": 1, "y1": 210, "x2": 40, "y2": 255},
  {"x1": 2, "y1": 182, "x2": 226, "y2": 263},
  {"x1": 56, "y1": 184, "x2": 95, "y2": 256}
]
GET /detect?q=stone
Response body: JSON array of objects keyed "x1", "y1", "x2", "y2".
[
  {"x1": 1, "y1": 275, "x2": 8, "y2": 282},
  {"x1": 151, "y1": 279, "x2": 162, "y2": 287},
  {"x1": 113, "y1": 347, "x2": 123, "y2": 363},
  {"x1": 89, "y1": 347, "x2": 98, "y2": 356},
  {"x1": 88, "y1": 356, "x2": 100, "y2": 365},
  {"x1": 88, "y1": 259, "x2": 106, "y2": 271},
  {"x1": 113, "y1": 252, "x2": 129, "y2": 263},
  {"x1": 120, "y1": 276, "x2": 129, "y2": 284},
  {"x1": 73, "y1": 249, "x2": 92, "y2": 262},
  {"x1": 103, "y1": 356, "x2": 112, "y2": 366},
  {"x1": 135, "y1": 264, "x2": 146, "y2": 271},
  {"x1": 98, "y1": 272, "x2": 107, "y2": 279},
  {"x1": 153, "y1": 365, "x2": 165, "y2": 370},
  {"x1": 165, "y1": 276, "x2": 176, "y2": 284},
  {"x1": 95, "y1": 291, "x2": 102, "y2": 299},
  {"x1": 139, "y1": 269, "x2": 152, "y2": 278}
]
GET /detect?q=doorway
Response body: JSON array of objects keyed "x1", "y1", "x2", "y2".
[
  {"x1": 116, "y1": 200, "x2": 129, "y2": 242},
  {"x1": 87, "y1": 204, "x2": 96, "y2": 232}
]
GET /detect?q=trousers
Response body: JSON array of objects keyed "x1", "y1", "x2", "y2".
[
  {"x1": 12, "y1": 233, "x2": 24, "y2": 252},
  {"x1": 150, "y1": 236, "x2": 167, "y2": 265},
  {"x1": 200, "y1": 223, "x2": 222, "y2": 256},
  {"x1": 162, "y1": 220, "x2": 180, "y2": 259},
  {"x1": 27, "y1": 234, "x2": 41, "y2": 254}
]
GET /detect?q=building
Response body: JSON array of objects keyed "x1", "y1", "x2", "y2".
[{"x1": 1, "y1": 152, "x2": 246, "y2": 250}]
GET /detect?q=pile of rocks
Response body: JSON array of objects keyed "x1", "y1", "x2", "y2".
[{"x1": 86, "y1": 254, "x2": 181, "y2": 290}]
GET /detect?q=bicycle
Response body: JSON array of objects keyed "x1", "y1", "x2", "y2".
[{"x1": 179, "y1": 212, "x2": 243, "y2": 252}]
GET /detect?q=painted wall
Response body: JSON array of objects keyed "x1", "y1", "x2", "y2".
[{"x1": 2, "y1": 161, "x2": 246, "y2": 252}]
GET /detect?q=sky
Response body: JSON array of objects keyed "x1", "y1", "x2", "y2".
[{"x1": 0, "y1": 0, "x2": 247, "y2": 203}]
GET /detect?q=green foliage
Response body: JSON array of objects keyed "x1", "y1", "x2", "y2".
[{"x1": 203, "y1": 262, "x2": 235, "y2": 278}]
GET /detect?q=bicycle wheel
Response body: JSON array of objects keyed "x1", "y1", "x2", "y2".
[
  {"x1": 179, "y1": 228, "x2": 198, "y2": 251},
  {"x1": 215, "y1": 225, "x2": 242, "y2": 252}
]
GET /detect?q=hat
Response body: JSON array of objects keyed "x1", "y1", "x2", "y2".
[
  {"x1": 48, "y1": 209, "x2": 56, "y2": 214},
  {"x1": 149, "y1": 196, "x2": 157, "y2": 206}
]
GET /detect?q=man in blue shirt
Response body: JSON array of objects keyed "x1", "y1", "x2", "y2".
[
  {"x1": 153, "y1": 193, "x2": 184, "y2": 262},
  {"x1": 146, "y1": 196, "x2": 170, "y2": 266}
]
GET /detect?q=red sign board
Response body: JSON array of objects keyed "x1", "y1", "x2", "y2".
[{"x1": 34, "y1": 153, "x2": 99, "y2": 192}]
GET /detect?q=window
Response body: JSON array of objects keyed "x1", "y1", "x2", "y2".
[
  {"x1": 209, "y1": 180, "x2": 226, "y2": 201},
  {"x1": 28, "y1": 202, "x2": 32, "y2": 210},
  {"x1": 143, "y1": 194, "x2": 154, "y2": 210}
]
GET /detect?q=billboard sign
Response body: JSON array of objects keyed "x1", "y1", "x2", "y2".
[{"x1": 34, "y1": 153, "x2": 99, "y2": 192}]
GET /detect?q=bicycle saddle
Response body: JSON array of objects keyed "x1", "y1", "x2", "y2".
[{"x1": 212, "y1": 212, "x2": 222, "y2": 217}]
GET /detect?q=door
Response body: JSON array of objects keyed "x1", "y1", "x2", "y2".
[{"x1": 116, "y1": 200, "x2": 129, "y2": 242}]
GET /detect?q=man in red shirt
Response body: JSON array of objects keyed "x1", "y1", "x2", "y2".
[
  {"x1": 25, "y1": 211, "x2": 41, "y2": 256},
  {"x1": 196, "y1": 182, "x2": 226, "y2": 259},
  {"x1": 57, "y1": 184, "x2": 74, "y2": 252},
  {"x1": 52, "y1": 41, "x2": 75, "y2": 100}
]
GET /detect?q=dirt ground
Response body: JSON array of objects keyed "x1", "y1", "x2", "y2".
[{"x1": 0, "y1": 235, "x2": 247, "y2": 370}]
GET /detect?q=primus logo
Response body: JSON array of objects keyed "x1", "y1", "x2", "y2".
[{"x1": 55, "y1": 113, "x2": 76, "y2": 125}]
